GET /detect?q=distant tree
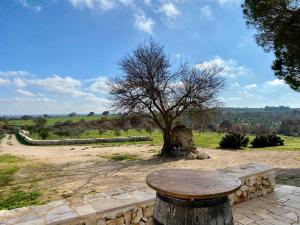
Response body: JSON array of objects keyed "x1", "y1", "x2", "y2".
[
  {"x1": 251, "y1": 123, "x2": 273, "y2": 135},
  {"x1": 218, "y1": 120, "x2": 232, "y2": 132},
  {"x1": 68, "y1": 112, "x2": 77, "y2": 117},
  {"x1": 34, "y1": 117, "x2": 47, "y2": 129},
  {"x1": 242, "y1": 0, "x2": 300, "y2": 91},
  {"x1": 88, "y1": 112, "x2": 95, "y2": 116},
  {"x1": 278, "y1": 119, "x2": 300, "y2": 135},
  {"x1": 100, "y1": 120, "x2": 113, "y2": 130},
  {"x1": 43, "y1": 114, "x2": 49, "y2": 118},
  {"x1": 22, "y1": 115, "x2": 32, "y2": 120},
  {"x1": 230, "y1": 124, "x2": 248, "y2": 134},
  {"x1": 145, "y1": 126, "x2": 154, "y2": 135},
  {"x1": 109, "y1": 39, "x2": 224, "y2": 155},
  {"x1": 102, "y1": 111, "x2": 110, "y2": 116}
]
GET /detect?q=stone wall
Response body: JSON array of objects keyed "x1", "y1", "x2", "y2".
[
  {"x1": 0, "y1": 163, "x2": 275, "y2": 225},
  {"x1": 17, "y1": 130, "x2": 152, "y2": 146}
]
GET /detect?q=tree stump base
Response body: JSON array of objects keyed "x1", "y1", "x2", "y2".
[{"x1": 153, "y1": 193, "x2": 234, "y2": 225}]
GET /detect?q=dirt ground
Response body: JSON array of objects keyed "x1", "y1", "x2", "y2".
[{"x1": 1, "y1": 134, "x2": 300, "y2": 203}]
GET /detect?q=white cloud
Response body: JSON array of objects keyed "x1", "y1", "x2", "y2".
[
  {"x1": 89, "y1": 77, "x2": 110, "y2": 93},
  {"x1": 0, "y1": 78, "x2": 10, "y2": 86},
  {"x1": 232, "y1": 82, "x2": 240, "y2": 87},
  {"x1": 134, "y1": 13, "x2": 154, "y2": 33},
  {"x1": 200, "y1": 5, "x2": 212, "y2": 17},
  {"x1": 158, "y1": 2, "x2": 180, "y2": 18},
  {"x1": 14, "y1": 77, "x2": 27, "y2": 88},
  {"x1": 144, "y1": 0, "x2": 151, "y2": 5},
  {"x1": 245, "y1": 83, "x2": 257, "y2": 89},
  {"x1": 0, "y1": 70, "x2": 29, "y2": 78},
  {"x1": 218, "y1": 0, "x2": 241, "y2": 5},
  {"x1": 118, "y1": 0, "x2": 134, "y2": 6},
  {"x1": 69, "y1": 0, "x2": 116, "y2": 10},
  {"x1": 30, "y1": 75, "x2": 87, "y2": 97},
  {"x1": 266, "y1": 79, "x2": 286, "y2": 87},
  {"x1": 68, "y1": 0, "x2": 134, "y2": 11},
  {"x1": 85, "y1": 95, "x2": 111, "y2": 105},
  {"x1": 228, "y1": 97, "x2": 241, "y2": 101},
  {"x1": 16, "y1": 89, "x2": 35, "y2": 97},
  {"x1": 19, "y1": 0, "x2": 42, "y2": 13},
  {"x1": 0, "y1": 70, "x2": 114, "y2": 114},
  {"x1": 196, "y1": 56, "x2": 248, "y2": 78}
]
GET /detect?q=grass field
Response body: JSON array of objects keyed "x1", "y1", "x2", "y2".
[
  {"x1": 0, "y1": 155, "x2": 44, "y2": 209},
  {"x1": 29, "y1": 129, "x2": 300, "y2": 151},
  {"x1": 8, "y1": 115, "x2": 115, "y2": 126}
]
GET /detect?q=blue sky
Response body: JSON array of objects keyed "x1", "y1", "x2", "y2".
[{"x1": 0, "y1": 0, "x2": 299, "y2": 115}]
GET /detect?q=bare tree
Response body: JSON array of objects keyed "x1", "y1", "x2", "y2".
[{"x1": 109, "y1": 40, "x2": 224, "y2": 155}]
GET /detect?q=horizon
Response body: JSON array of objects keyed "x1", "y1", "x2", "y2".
[
  {"x1": 1, "y1": 0, "x2": 299, "y2": 114},
  {"x1": 1, "y1": 106, "x2": 299, "y2": 117}
]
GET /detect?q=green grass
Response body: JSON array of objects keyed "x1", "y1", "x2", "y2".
[
  {"x1": 0, "y1": 154, "x2": 43, "y2": 209},
  {"x1": 194, "y1": 132, "x2": 300, "y2": 151},
  {"x1": 0, "y1": 188, "x2": 41, "y2": 210},
  {"x1": 100, "y1": 153, "x2": 141, "y2": 161},
  {"x1": 8, "y1": 115, "x2": 116, "y2": 126},
  {"x1": 0, "y1": 155, "x2": 24, "y2": 187},
  {"x1": 22, "y1": 128, "x2": 300, "y2": 151}
]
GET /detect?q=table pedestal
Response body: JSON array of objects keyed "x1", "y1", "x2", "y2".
[{"x1": 153, "y1": 193, "x2": 234, "y2": 225}]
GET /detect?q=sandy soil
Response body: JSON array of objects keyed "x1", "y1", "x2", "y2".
[{"x1": 1, "y1": 134, "x2": 300, "y2": 202}]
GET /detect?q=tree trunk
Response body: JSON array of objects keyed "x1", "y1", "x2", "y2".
[
  {"x1": 153, "y1": 193, "x2": 234, "y2": 225},
  {"x1": 161, "y1": 127, "x2": 172, "y2": 156}
]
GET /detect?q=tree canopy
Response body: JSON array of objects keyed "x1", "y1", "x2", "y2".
[
  {"x1": 109, "y1": 39, "x2": 224, "y2": 155},
  {"x1": 242, "y1": 0, "x2": 300, "y2": 91}
]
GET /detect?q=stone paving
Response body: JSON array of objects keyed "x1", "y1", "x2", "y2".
[
  {"x1": 0, "y1": 185, "x2": 299, "y2": 225},
  {"x1": 233, "y1": 185, "x2": 300, "y2": 225}
]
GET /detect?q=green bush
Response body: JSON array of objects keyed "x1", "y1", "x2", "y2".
[
  {"x1": 114, "y1": 129, "x2": 121, "y2": 136},
  {"x1": 219, "y1": 133, "x2": 249, "y2": 149},
  {"x1": 39, "y1": 128, "x2": 50, "y2": 140},
  {"x1": 98, "y1": 129, "x2": 106, "y2": 135},
  {"x1": 251, "y1": 134, "x2": 284, "y2": 148}
]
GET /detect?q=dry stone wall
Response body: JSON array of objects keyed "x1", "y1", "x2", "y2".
[
  {"x1": 17, "y1": 130, "x2": 152, "y2": 146},
  {"x1": 0, "y1": 163, "x2": 276, "y2": 225}
]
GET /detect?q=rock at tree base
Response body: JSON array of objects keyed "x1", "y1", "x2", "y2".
[
  {"x1": 170, "y1": 125, "x2": 209, "y2": 160},
  {"x1": 169, "y1": 148, "x2": 210, "y2": 160},
  {"x1": 171, "y1": 125, "x2": 196, "y2": 151}
]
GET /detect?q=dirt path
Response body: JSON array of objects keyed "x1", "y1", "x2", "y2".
[{"x1": 1, "y1": 134, "x2": 300, "y2": 202}]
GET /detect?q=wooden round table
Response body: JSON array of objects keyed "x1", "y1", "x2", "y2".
[{"x1": 146, "y1": 169, "x2": 241, "y2": 225}]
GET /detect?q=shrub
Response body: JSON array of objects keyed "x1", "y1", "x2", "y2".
[
  {"x1": 145, "y1": 127, "x2": 154, "y2": 135},
  {"x1": 114, "y1": 129, "x2": 121, "y2": 136},
  {"x1": 98, "y1": 129, "x2": 106, "y2": 135},
  {"x1": 219, "y1": 133, "x2": 249, "y2": 149},
  {"x1": 53, "y1": 127, "x2": 83, "y2": 137},
  {"x1": 39, "y1": 128, "x2": 50, "y2": 140},
  {"x1": 251, "y1": 134, "x2": 284, "y2": 148}
]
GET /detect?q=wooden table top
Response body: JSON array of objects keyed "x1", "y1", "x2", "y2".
[{"x1": 146, "y1": 169, "x2": 241, "y2": 200}]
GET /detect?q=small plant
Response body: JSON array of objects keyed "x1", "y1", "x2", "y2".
[
  {"x1": 251, "y1": 134, "x2": 284, "y2": 148},
  {"x1": 98, "y1": 128, "x2": 106, "y2": 135},
  {"x1": 114, "y1": 129, "x2": 121, "y2": 136},
  {"x1": 123, "y1": 128, "x2": 129, "y2": 134},
  {"x1": 39, "y1": 128, "x2": 50, "y2": 140},
  {"x1": 145, "y1": 127, "x2": 154, "y2": 135},
  {"x1": 136, "y1": 128, "x2": 142, "y2": 134},
  {"x1": 219, "y1": 133, "x2": 249, "y2": 149}
]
